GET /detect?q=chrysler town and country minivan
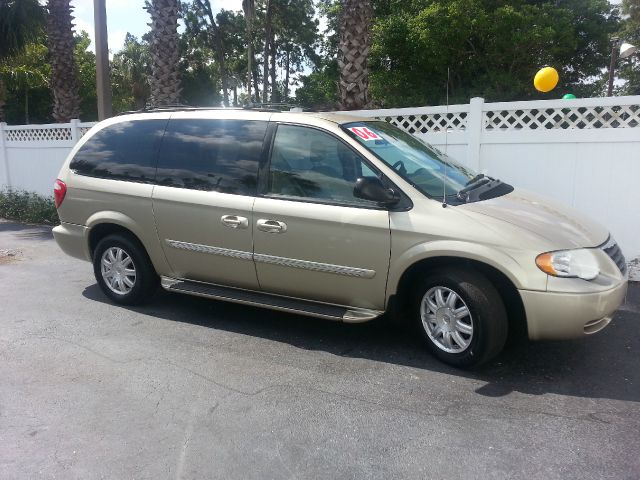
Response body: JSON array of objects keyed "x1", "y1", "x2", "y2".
[{"x1": 52, "y1": 108, "x2": 628, "y2": 367}]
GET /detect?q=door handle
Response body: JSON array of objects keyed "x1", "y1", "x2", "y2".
[
  {"x1": 257, "y1": 219, "x2": 287, "y2": 233},
  {"x1": 221, "y1": 215, "x2": 249, "y2": 229}
]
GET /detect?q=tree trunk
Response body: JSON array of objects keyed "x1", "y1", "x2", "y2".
[
  {"x1": 338, "y1": 0, "x2": 372, "y2": 110},
  {"x1": 46, "y1": 0, "x2": 81, "y2": 121},
  {"x1": 146, "y1": 0, "x2": 182, "y2": 107},
  {"x1": 0, "y1": 78, "x2": 6, "y2": 123},
  {"x1": 270, "y1": 37, "x2": 278, "y2": 102},
  {"x1": 284, "y1": 49, "x2": 290, "y2": 101},
  {"x1": 246, "y1": 38, "x2": 253, "y2": 102},
  {"x1": 252, "y1": 53, "x2": 261, "y2": 102},
  {"x1": 243, "y1": 0, "x2": 255, "y2": 102},
  {"x1": 133, "y1": 83, "x2": 146, "y2": 109},
  {"x1": 262, "y1": 0, "x2": 272, "y2": 103},
  {"x1": 216, "y1": 33, "x2": 230, "y2": 106},
  {"x1": 233, "y1": 85, "x2": 238, "y2": 106},
  {"x1": 25, "y1": 85, "x2": 30, "y2": 124}
]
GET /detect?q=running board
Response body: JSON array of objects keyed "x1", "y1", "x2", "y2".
[{"x1": 161, "y1": 276, "x2": 381, "y2": 323}]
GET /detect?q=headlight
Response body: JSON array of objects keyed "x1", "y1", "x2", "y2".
[{"x1": 535, "y1": 249, "x2": 600, "y2": 280}]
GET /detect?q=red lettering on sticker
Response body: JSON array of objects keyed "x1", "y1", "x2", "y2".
[
  {"x1": 361, "y1": 127, "x2": 381, "y2": 139},
  {"x1": 348, "y1": 127, "x2": 382, "y2": 141}
]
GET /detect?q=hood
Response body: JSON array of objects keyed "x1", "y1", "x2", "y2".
[{"x1": 458, "y1": 188, "x2": 609, "y2": 249}]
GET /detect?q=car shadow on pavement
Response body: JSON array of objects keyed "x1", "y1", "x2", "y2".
[
  {"x1": 82, "y1": 282, "x2": 640, "y2": 404},
  {"x1": 0, "y1": 222, "x2": 53, "y2": 240}
]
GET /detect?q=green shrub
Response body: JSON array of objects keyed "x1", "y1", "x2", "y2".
[{"x1": 0, "y1": 189, "x2": 60, "y2": 225}]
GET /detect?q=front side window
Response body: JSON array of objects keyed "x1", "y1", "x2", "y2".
[
  {"x1": 156, "y1": 119, "x2": 267, "y2": 195},
  {"x1": 70, "y1": 120, "x2": 167, "y2": 182},
  {"x1": 267, "y1": 125, "x2": 380, "y2": 206}
]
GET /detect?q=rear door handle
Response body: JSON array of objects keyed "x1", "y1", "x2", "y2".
[
  {"x1": 257, "y1": 219, "x2": 287, "y2": 233},
  {"x1": 221, "y1": 215, "x2": 249, "y2": 229}
]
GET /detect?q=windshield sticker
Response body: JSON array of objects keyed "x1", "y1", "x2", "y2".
[{"x1": 348, "y1": 126, "x2": 382, "y2": 141}]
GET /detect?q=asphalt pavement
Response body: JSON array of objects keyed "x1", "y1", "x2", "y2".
[{"x1": 1, "y1": 221, "x2": 639, "y2": 480}]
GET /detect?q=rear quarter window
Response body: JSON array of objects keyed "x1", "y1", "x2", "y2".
[
  {"x1": 70, "y1": 119, "x2": 167, "y2": 183},
  {"x1": 155, "y1": 119, "x2": 267, "y2": 195}
]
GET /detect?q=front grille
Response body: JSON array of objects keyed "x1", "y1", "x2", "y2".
[{"x1": 601, "y1": 237, "x2": 627, "y2": 275}]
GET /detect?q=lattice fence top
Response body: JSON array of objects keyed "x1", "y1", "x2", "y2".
[
  {"x1": 5, "y1": 126, "x2": 73, "y2": 142},
  {"x1": 485, "y1": 104, "x2": 639, "y2": 130},
  {"x1": 79, "y1": 126, "x2": 93, "y2": 137},
  {"x1": 379, "y1": 112, "x2": 468, "y2": 133}
]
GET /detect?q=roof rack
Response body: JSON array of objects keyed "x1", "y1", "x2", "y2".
[
  {"x1": 116, "y1": 104, "x2": 239, "y2": 116},
  {"x1": 243, "y1": 102, "x2": 303, "y2": 112},
  {"x1": 116, "y1": 102, "x2": 307, "y2": 116}
]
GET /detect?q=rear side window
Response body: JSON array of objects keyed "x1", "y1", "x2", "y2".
[
  {"x1": 155, "y1": 119, "x2": 267, "y2": 195},
  {"x1": 70, "y1": 120, "x2": 167, "y2": 183}
]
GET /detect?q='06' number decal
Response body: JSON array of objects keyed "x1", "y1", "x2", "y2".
[{"x1": 348, "y1": 126, "x2": 382, "y2": 141}]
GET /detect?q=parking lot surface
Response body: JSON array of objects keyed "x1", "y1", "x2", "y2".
[{"x1": 1, "y1": 221, "x2": 639, "y2": 479}]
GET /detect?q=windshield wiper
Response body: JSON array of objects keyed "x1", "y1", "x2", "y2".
[
  {"x1": 464, "y1": 173, "x2": 485, "y2": 186},
  {"x1": 457, "y1": 176, "x2": 500, "y2": 201}
]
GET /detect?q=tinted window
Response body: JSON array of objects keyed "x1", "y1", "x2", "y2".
[
  {"x1": 70, "y1": 120, "x2": 167, "y2": 182},
  {"x1": 156, "y1": 119, "x2": 267, "y2": 195},
  {"x1": 268, "y1": 125, "x2": 380, "y2": 206}
]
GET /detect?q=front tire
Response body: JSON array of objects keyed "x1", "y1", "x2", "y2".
[
  {"x1": 93, "y1": 233, "x2": 158, "y2": 305},
  {"x1": 413, "y1": 268, "x2": 508, "y2": 368}
]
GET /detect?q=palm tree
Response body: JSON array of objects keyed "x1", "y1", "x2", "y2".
[
  {"x1": 112, "y1": 34, "x2": 151, "y2": 110},
  {"x1": 145, "y1": 0, "x2": 182, "y2": 107},
  {"x1": 0, "y1": 43, "x2": 49, "y2": 123},
  {"x1": 46, "y1": 0, "x2": 81, "y2": 122},
  {"x1": 0, "y1": 0, "x2": 45, "y2": 122},
  {"x1": 338, "y1": 0, "x2": 372, "y2": 110}
]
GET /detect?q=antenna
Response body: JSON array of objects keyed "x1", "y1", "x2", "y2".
[{"x1": 442, "y1": 67, "x2": 450, "y2": 208}]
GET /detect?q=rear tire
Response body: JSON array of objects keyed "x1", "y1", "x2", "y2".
[
  {"x1": 412, "y1": 267, "x2": 508, "y2": 368},
  {"x1": 93, "y1": 233, "x2": 158, "y2": 305}
]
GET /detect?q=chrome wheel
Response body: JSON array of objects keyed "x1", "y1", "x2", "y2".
[
  {"x1": 420, "y1": 286, "x2": 473, "y2": 354},
  {"x1": 100, "y1": 247, "x2": 136, "y2": 295}
]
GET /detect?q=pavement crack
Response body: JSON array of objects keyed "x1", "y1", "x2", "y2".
[
  {"x1": 28, "y1": 335, "x2": 152, "y2": 365},
  {"x1": 21, "y1": 335, "x2": 625, "y2": 427}
]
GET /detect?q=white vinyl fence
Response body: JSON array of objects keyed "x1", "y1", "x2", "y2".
[
  {"x1": 1, "y1": 95, "x2": 639, "y2": 279},
  {"x1": 0, "y1": 119, "x2": 95, "y2": 195}
]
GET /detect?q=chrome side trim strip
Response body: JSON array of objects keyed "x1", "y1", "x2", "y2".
[
  {"x1": 253, "y1": 253, "x2": 376, "y2": 278},
  {"x1": 165, "y1": 239, "x2": 253, "y2": 261},
  {"x1": 165, "y1": 240, "x2": 376, "y2": 278}
]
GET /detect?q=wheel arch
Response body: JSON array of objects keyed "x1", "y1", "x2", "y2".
[
  {"x1": 85, "y1": 212, "x2": 147, "y2": 257},
  {"x1": 388, "y1": 254, "x2": 528, "y2": 341},
  {"x1": 85, "y1": 210, "x2": 172, "y2": 275},
  {"x1": 88, "y1": 222, "x2": 146, "y2": 259}
]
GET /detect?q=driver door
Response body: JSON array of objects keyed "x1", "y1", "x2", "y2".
[{"x1": 252, "y1": 123, "x2": 391, "y2": 310}]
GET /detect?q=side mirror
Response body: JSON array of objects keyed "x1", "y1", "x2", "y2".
[{"x1": 354, "y1": 176, "x2": 400, "y2": 206}]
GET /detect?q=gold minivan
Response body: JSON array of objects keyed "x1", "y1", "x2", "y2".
[{"x1": 52, "y1": 108, "x2": 628, "y2": 367}]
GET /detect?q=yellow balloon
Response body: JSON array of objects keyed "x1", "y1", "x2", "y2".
[{"x1": 534, "y1": 67, "x2": 559, "y2": 93}]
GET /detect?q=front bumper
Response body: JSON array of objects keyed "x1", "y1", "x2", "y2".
[
  {"x1": 520, "y1": 280, "x2": 628, "y2": 340},
  {"x1": 52, "y1": 222, "x2": 90, "y2": 261}
]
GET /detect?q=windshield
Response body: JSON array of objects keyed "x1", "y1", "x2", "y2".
[{"x1": 342, "y1": 121, "x2": 476, "y2": 199}]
